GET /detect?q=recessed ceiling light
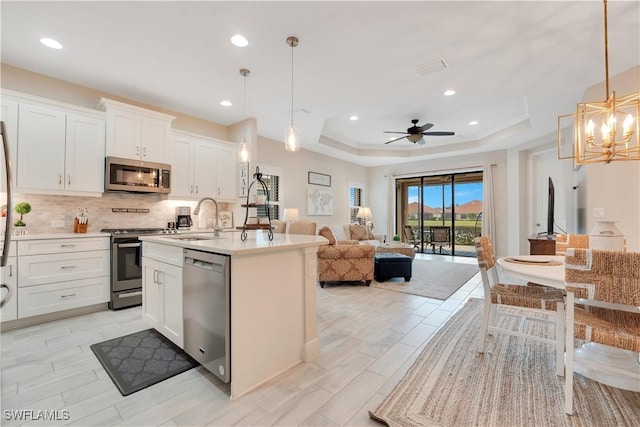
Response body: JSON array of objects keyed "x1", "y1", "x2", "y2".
[
  {"x1": 349, "y1": 115, "x2": 358, "y2": 121},
  {"x1": 444, "y1": 89, "x2": 456, "y2": 96},
  {"x1": 469, "y1": 120, "x2": 478, "y2": 125},
  {"x1": 40, "y1": 38, "x2": 63, "y2": 49},
  {"x1": 220, "y1": 100, "x2": 232, "y2": 107},
  {"x1": 230, "y1": 35, "x2": 248, "y2": 47}
]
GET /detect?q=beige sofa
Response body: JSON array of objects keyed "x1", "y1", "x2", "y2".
[{"x1": 324, "y1": 224, "x2": 383, "y2": 246}]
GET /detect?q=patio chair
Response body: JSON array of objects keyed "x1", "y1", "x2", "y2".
[
  {"x1": 563, "y1": 248, "x2": 640, "y2": 415},
  {"x1": 403, "y1": 225, "x2": 420, "y2": 249},
  {"x1": 429, "y1": 226, "x2": 451, "y2": 254},
  {"x1": 474, "y1": 236, "x2": 565, "y2": 376}
]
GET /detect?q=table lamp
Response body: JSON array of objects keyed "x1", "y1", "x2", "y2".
[
  {"x1": 356, "y1": 206, "x2": 373, "y2": 229},
  {"x1": 283, "y1": 208, "x2": 299, "y2": 222}
]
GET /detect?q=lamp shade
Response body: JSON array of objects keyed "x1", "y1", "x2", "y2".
[
  {"x1": 283, "y1": 208, "x2": 299, "y2": 222},
  {"x1": 356, "y1": 207, "x2": 372, "y2": 219}
]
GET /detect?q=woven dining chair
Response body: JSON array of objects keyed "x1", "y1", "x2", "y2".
[
  {"x1": 474, "y1": 236, "x2": 565, "y2": 376},
  {"x1": 563, "y1": 248, "x2": 640, "y2": 415},
  {"x1": 555, "y1": 234, "x2": 589, "y2": 256}
]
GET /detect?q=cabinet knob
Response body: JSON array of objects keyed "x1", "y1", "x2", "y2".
[
  {"x1": 136, "y1": 145, "x2": 140, "y2": 156},
  {"x1": 58, "y1": 174, "x2": 62, "y2": 185},
  {"x1": 190, "y1": 185, "x2": 193, "y2": 194},
  {"x1": 60, "y1": 293, "x2": 77, "y2": 299},
  {"x1": 142, "y1": 147, "x2": 147, "y2": 157},
  {"x1": 195, "y1": 185, "x2": 198, "y2": 194},
  {"x1": 67, "y1": 175, "x2": 71, "y2": 186}
]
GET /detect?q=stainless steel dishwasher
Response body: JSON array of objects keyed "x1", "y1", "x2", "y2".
[{"x1": 183, "y1": 249, "x2": 230, "y2": 383}]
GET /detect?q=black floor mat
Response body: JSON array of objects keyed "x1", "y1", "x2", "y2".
[{"x1": 90, "y1": 328, "x2": 199, "y2": 396}]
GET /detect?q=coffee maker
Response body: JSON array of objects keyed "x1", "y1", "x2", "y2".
[{"x1": 176, "y1": 206, "x2": 192, "y2": 230}]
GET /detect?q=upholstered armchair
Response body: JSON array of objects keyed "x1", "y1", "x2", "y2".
[{"x1": 317, "y1": 226, "x2": 375, "y2": 287}]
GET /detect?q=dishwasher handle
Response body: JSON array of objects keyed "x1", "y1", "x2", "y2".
[{"x1": 185, "y1": 256, "x2": 223, "y2": 272}]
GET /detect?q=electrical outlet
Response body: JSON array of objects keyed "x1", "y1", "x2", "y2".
[
  {"x1": 593, "y1": 207, "x2": 605, "y2": 218},
  {"x1": 51, "y1": 220, "x2": 65, "y2": 228}
]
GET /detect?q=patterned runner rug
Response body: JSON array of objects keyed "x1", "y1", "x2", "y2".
[
  {"x1": 91, "y1": 328, "x2": 198, "y2": 396},
  {"x1": 369, "y1": 298, "x2": 640, "y2": 426},
  {"x1": 371, "y1": 259, "x2": 479, "y2": 300}
]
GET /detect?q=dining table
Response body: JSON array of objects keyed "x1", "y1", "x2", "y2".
[{"x1": 496, "y1": 254, "x2": 640, "y2": 392}]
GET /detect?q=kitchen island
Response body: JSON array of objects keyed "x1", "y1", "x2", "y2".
[{"x1": 140, "y1": 230, "x2": 327, "y2": 399}]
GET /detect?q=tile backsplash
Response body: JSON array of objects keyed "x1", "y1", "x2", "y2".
[{"x1": 5, "y1": 192, "x2": 229, "y2": 234}]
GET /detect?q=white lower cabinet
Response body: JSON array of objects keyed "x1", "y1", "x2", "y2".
[
  {"x1": 142, "y1": 242, "x2": 184, "y2": 347},
  {"x1": 15, "y1": 237, "x2": 110, "y2": 319},
  {"x1": 18, "y1": 276, "x2": 110, "y2": 318}
]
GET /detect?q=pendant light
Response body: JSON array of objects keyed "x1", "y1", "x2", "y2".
[
  {"x1": 557, "y1": 0, "x2": 639, "y2": 164},
  {"x1": 239, "y1": 68, "x2": 250, "y2": 162},
  {"x1": 284, "y1": 36, "x2": 300, "y2": 152}
]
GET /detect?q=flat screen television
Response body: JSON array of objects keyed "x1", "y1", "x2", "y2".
[{"x1": 547, "y1": 177, "x2": 555, "y2": 235}]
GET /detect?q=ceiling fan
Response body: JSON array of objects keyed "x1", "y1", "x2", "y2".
[{"x1": 384, "y1": 119, "x2": 455, "y2": 145}]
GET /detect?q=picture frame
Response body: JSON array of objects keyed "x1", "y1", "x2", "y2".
[
  {"x1": 308, "y1": 171, "x2": 331, "y2": 187},
  {"x1": 307, "y1": 188, "x2": 333, "y2": 215},
  {"x1": 239, "y1": 162, "x2": 249, "y2": 197},
  {"x1": 219, "y1": 211, "x2": 234, "y2": 229}
]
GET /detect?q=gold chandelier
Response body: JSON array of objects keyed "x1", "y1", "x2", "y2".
[{"x1": 557, "y1": 0, "x2": 640, "y2": 164}]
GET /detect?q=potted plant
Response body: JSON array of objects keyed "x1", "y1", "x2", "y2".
[
  {"x1": 392, "y1": 235, "x2": 401, "y2": 242},
  {"x1": 14, "y1": 202, "x2": 32, "y2": 227}
]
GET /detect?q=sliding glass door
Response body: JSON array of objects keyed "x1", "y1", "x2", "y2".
[{"x1": 397, "y1": 171, "x2": 483, "y2": 257}]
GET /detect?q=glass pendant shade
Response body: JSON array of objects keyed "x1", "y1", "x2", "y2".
[
  {"x1": 239, "y1": 141, "x2": 249, "y2": 162},
  {"x1": 284, "y1": 124, "x2": 300, "y2": 152}
]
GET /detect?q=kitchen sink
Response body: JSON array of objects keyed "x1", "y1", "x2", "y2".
[
  {"x1": 172, "y1": 234, "x2": 227, "y2": 241},
  {"x1": 173, "y1": 236, "x2": 216, "y2": 241}
]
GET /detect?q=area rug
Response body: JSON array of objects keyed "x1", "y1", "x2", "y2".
[
  {"x1": 368, "y1": 298, "x2": 640, "y2": 427},
  {"x1": 90, "y1": 328, "x2": 198, "y2": 396},
  {"x1": 370, "y1": 259, "x2": 479, "y2": 300}
]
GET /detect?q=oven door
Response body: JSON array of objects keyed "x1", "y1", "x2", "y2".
[{"x1": 112, "y1": 237, "x2": 142, "y2": 292}]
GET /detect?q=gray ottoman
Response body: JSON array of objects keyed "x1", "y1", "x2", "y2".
[{"x1": 374, "y1": 252, "x2": 412, "y2": 282}]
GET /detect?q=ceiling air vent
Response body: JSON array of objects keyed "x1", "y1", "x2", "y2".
[{"x1": 412, "y1": 58, "x2": 449, "y2": 79}]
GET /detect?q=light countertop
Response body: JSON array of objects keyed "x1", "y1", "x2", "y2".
[
  {"x1": 140, "y1": 231, "x2": 328, "y2": 256},
  {"x1": 8, "y1": 231, "x2": 111, "y2": 240}
]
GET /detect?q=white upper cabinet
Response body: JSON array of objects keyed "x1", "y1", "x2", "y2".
[
  {"x1": 16, "y1": 102, "x2": 105, "y2": 195},
  {"x1": 17, "y1": 103, "x2": 66, "y2": 191},
  {"x1": 170, "y1": 130, "x2": 238, "y2": 201},
  {"x1": 65, "y1": 113, "x2": 106, "y2": 193},
  {"x1": 100, "y1": 98, "x2": 174, "y2": 163},
  {"x1": 215, "y1": 144, "x2": 236, "y2": 200}
]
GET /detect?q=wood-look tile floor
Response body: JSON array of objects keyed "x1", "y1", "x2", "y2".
[{"x1": 1, "y1": 254, "x2": 482, "y2": 427}]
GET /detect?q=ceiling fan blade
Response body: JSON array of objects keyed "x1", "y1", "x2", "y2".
[
  {"x1": 385, "y1": 135, "x2": 408, "y2": 144},
  {"x1": 383, "y1": 131, "x2": 408, "y2": 134},
  {"x1": 422, "y1": 131, "x2": 455, "y2": 136},
  {"x1": 418, "y1": 123, "x2": 434, "y2": 132}
]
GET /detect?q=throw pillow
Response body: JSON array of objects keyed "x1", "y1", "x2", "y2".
[
  {"x1": 318, "y1": 226, "x2": 337, "y2": 245},
  {"x1": 349, "y1": 224, "x2": 373, "y2": 241}
]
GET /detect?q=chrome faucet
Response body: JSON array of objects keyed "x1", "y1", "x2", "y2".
[{"x1": 193, "y1": 197, "x2": 221, "y2": 237}]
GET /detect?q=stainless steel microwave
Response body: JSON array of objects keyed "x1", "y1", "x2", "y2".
[{"x1": 105, "y1": 157, "x2": 171, "y2": 194}]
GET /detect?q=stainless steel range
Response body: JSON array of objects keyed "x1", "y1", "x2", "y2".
[{"x1": 101, "y1": 228, "x2": 178, "y2": 309}]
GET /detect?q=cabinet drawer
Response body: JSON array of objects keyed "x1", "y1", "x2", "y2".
[
  {"x1": 142, "y1": 242, "x2": 184, "y2": 267},
  {"x1": 18, "y1": 250, "x2": 110, "y2": 287},
  {"x1": 18, "y1": 276, "x2": 109, "y2": 318},
  {"x1": 18, "y1": 237, "x2": 109, "y2": 256}
]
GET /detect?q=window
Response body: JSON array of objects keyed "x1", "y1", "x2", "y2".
[
  {"x1": 255, "y1": 164, "x2": 283, "y2": 220},
  {"x1": 349, "y1": 184, "x2": 363, "y2": 224}
]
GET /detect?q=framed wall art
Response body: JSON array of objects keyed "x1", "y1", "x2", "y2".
[
  {"x1": 307, "y1": 188, "x2": 333, "y2": 215},
  {"x1": 219, "y1": 211, "x2": 234, "y2": 229},
  {"x1": 308, "y1": 171, "x2": 331, "y2": 187}
]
